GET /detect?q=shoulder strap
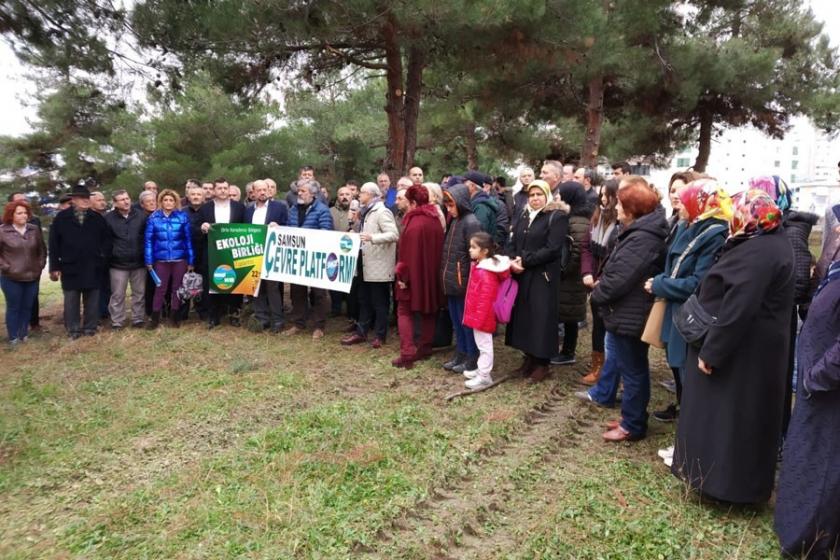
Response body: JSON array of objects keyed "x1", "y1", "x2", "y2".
[{"x1": 670, "y1": 224, "x2": 726, "y2": 278}]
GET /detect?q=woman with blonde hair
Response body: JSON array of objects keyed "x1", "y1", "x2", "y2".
[
  {"x1": 423, "y1": 182, "x2": 447, "y2": 230},
  {"x1": 144, "y1": 189, "x2": 194, "y2": 329}
]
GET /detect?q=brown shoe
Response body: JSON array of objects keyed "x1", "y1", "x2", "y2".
[
  {"x1": 526, "y1": 365, "x2": 550, "y2": 384},
  {"x1": 312, "y1": 328, "x2": 325, "y2": 340},
  {"x1": 341, "y1": 333, "x2": 366, "y2": 346},
  {"x1": 282, "y1": 325, "x2": 300, "y2": 336},
  {"x1": 602, "y1": 426, "x2": 643, "y2": 442},
  {"x1": 512, "y1": 355, "x2": 534, "y2": 377},
  {"x1": 579, "y1": 351, "x2": 604, "y2": 385},
  {"x1": 370, "y1": 338, "x2": 383, "y2": 349}
]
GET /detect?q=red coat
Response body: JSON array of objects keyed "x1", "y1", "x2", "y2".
[
  {"x1": 463, "y1": 256, "x2": 511, "y2": 333},
  {"x1": 395, "y1": 204, "x2": 445, "y2": 313}
]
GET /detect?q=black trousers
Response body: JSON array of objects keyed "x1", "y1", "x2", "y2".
[
  {"x1": 144, "y1": 274, "x2": 155, "y2": 318},
  {"x1": 356, "y1": 280, "x2": 391, "y2": 341},
  {"x1": 63, "y1": 288, "x2": 99, "y2": 335},
  {"x1": 209, "y1": 293, "x2": 242, "y2": 323},
  {"x1": 561, "y1": 321, "x2": 579, "y2": 355},
  {"x1": 29, "y1": 285, "x2": 40, "y2": 326}
]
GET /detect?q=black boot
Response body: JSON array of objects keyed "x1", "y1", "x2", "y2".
[
  {"x1": 443, "y1": 352, "x2": 465, "y2": 371},
  {"x1": 170, "y1": 315, "x2": 181, "y2": 328},
  {"x1": 146, "y1": 312, "x2": 160, "y2": 330}
]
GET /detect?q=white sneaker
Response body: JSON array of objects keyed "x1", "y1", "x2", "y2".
[
  {"x1": 463, "y1": 369, "x2": 479, "y2": 379},
  {"x1": 465, "y1": 373, "x2": 492, "y2": 390},
  {"x1": 663, "y1": 456, "x2": 673, "y2": 467},
  {"x1": 657, "y1": 446, "x2": 674, "y2": 461}
]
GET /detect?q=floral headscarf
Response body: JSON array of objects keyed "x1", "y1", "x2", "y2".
[
  {"x1": 730, "y1": 189, "x2": 782, "y2": 239},
  {"x1": 678, "y1": 178, "x2": 734, "y2": 224},
  {"x1": 748, "y1": 175, "x2": 792, "y2": 212}
]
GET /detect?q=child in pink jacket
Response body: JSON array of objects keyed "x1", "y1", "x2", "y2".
[{"x1": 462, "y1": 232, "x2": 511, "y2": 389}]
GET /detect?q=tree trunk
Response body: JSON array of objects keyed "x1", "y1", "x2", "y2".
[
  {"x1": 693, "y1": 107, "x2": 714, "y2": 173},
  {"x1": 580, "y1": 75, "x2": 605, "y2": 168},
  {"x1": 403, "y1": 45, "x2": 424, "y2": 174},
  {"x1": 465, "y1": 122, "x2": 478, "y2": 170},
  {"x1": 382, "y1": 16, "x2": 405, "y2": 178}
]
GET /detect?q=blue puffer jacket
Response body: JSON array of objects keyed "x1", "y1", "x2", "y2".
[
  {"x1": 144, "y1": 209, "x2": 194, "y2": 265},
  {"x1": 289, "y1": 199, "x2": 334, "y2": 230}
]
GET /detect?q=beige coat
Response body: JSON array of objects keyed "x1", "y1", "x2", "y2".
[{"x1": 360, "y1": 201, "x2": 399, "y2": 282}]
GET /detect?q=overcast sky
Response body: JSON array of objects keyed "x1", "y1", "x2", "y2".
[{"x1": 1, "y1": 0, "x2": 839, "y2": 138}]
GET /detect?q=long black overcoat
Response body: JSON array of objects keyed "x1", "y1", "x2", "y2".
[
  {"x1": 504, "y1": 207, "x2": 568, "y2": 360},
  {"x1": 672, "y1": 228, "x2": 794, "y2": 503},
  {"x1": 48, "y1": 207, "x2": 110, "y2": 291}
]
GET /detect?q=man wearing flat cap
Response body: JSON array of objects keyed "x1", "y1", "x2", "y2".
[
  {"x1": 49, "y1": 184, "x2": 111, "y2": 339},
  {"x1": 463, "y1": 170, "x2": 499, "y2": 239}
]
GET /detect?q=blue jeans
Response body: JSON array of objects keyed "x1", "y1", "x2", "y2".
[
  {"x1": 447, "y1": 296, "x2": 478, "y2": 358},
  {"x1": 588, "y1": 331, "x2": 651, "y2": 437},
  {"x1": 1, "y1": 276, "x2": 38, "y2": 341}
]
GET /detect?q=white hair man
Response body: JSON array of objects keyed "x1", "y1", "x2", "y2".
[{"x1": 340, "y1": 182, "x2": 399, "y2": 349}]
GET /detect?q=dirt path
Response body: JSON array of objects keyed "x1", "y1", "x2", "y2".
[{"x1": 361, "y1": 373, "x2": 605, "y2": 559}]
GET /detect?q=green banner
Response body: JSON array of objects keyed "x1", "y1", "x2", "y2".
[{"x1": 207, "y1": 224, "x2": 267, "y2": 295}]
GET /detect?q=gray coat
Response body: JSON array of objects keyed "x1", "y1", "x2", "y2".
[{"x1": 359, "y1": 201, "x2": 399, "y2": 282}]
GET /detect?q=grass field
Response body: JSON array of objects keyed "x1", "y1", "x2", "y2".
[{"x1": 0, "y1": 279, "x2": 782, "y2": 559}]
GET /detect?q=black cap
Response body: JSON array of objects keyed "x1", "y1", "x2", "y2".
[{"x1": 463, "y1": 171, "x2": 486, "y2": 186}]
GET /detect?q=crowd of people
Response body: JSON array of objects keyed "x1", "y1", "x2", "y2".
[{"x1": 1, "y1": 159, "x2": 839, "y2": 558}]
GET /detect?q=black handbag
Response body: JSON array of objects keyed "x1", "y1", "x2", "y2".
[{"x1": 674, "y1": 294, "x2": 717, "y2": 347}]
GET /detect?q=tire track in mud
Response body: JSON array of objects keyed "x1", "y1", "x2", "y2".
[{"x1": 358, "y1": 376, "x2": 605, "y2": 559}]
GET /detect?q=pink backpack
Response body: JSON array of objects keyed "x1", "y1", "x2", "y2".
[{"x1": 493, "y1": 276, "x2": 519, "y2": 324}]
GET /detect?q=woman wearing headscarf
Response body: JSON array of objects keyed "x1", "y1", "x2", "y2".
[
  {"x1": 505, "y1": 180, "x2": 568, "y2": 383},
  {"x1": 579, "y1": 180, "x2": 620, "y2": 384},
  {"x1": 646, "y1": 179, "x2": 730, "y2": 428},
  {"x1": 775, "y1": 261, "x2": 840, "y2": 559},
  {"x1": 553, "y1": 181, "x2": 591, "y2": 366},
  {"x1": 750, "y1": 175, "x2": 819, "y2": 438},
  {"x1": 672, "y1": 189, "x2": 795, "y2": 504},
  {"x1": 574, "y1": 177, "x2": 668, "y2": 442}
]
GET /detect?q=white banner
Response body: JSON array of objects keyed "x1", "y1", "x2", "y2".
[{"x1": 260, "y1": 226, "x2": 361, "y2": 293}]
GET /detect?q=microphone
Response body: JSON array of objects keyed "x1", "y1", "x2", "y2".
[{"x1": 349, "y1": 199, "x2": 360, "y2": 212}]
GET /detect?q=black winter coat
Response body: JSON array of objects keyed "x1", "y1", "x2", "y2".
[
  {"x1": 672, "y1": 229, "x2": 795, "y2": 504},
  {"x1": 104, "y1": 208, "x2": 146, "y2": 269},
  {"x1": 557, "y1": 214, "x2": 590, "y2": 322},
  {"x1": 48, "y1": 208, "x2": 110, "y2": 291},
  {"x1": 782, "y1": 210, "x2": 818, "y2": 305},
  {"x1": 183, "y1": 205, "x2": 205, "y2": 267},
  {"x1": 591, "y1": 211, "x2": 667, "y2": 337},
  {"x1": 442, "y1": 184, "x2": 481, "y2": 297},
  {"x1": 504, "y1": 207, "x2": 569, "y2": 360}
]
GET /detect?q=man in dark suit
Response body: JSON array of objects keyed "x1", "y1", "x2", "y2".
[
  {"x1": 244, "y1": 179, "x2": 289, "y2": 332},
  {"x1": 180, "y1": 179, "x2": 209, "y2": 321},
  {"x1": 48, "y1": 185, "x2": 111, "y2": 339},
  {"x1": 197, "y1": 177, "x2": 246, "y2": 328}
]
